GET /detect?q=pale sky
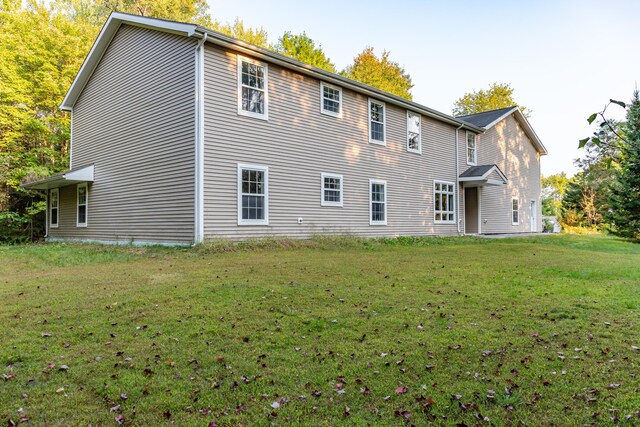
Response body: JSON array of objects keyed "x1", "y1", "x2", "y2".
[{"x1": 206, "y1": 0, "x2": 639, "y2": 176}]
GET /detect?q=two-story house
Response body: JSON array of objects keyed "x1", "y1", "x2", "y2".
[{"x1": 24, "y1": 12, "x2": 547, "y2": 245}]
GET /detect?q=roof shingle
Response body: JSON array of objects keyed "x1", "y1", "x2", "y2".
[{"x1": 456, "y1": 107, "x2": 517, "y2": 128}]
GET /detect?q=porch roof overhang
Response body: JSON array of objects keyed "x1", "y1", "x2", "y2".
[
  {"x1": 459, "y1": 164, "x2": 507, "y2": 187},
  {"x1": 21, "y1": 165, "x2": 94, "y2": 190}
]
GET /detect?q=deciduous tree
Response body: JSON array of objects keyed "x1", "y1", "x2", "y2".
[
  {"x1": 452, "y1": 82, "x2": 529, "y2": 117},
  {"x1": 274, "y1": 32, "x2": 335, "y2": 73},
  {"x1": 541, "y1": 173, "x2": 568, "y2": 217},
  {"x1": 342, "y1": 47, "x2": 413, "y2": 100},
  {"x1": 212, "y1": 18, "x2": 269, "y2": 48}
]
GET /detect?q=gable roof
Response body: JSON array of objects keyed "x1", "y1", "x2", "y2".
[
  {"x1": 459, "y1": 164, "x2": 508, "y2": 186},
  {"x1": 60, "y1": 12, "x2": 483, "y2": 132},
  {"x1": 458, "y1": 107, "x2": 548, "y2": 155},
  {"x1": 457, "y1": 107, "x2": 517, "y2": 128}
]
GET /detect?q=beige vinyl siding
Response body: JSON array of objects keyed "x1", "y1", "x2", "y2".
[
  {"x1": 203, "y1": 44, "x2": 459, "y2": 239},
  {"x1": 50, "y1": 24, "x2": 197, "y2": 244},
  {"x1": 474, "y1": 115, "x2": 542, "y2": 233}
]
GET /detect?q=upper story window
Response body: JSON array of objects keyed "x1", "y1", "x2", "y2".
[
  {"x1": 238, "y1": 164, "x2": 269, "y2": 225},
  {"x1": 320, "y1": 83, "x2": 342, "y2": 117},
  {"x1": 370, "y1": 179, "x2": 387, "y2": 225},
  {"x1": 321, "y1": 173, "x2": 343, "y2": 207},
  {"x1": 466, "y1": 132, "x2": 477, "y2": 165},
  {"x1": 77, "y1": 183, "x2": 87, "y2": 227},
  {"x1": 368, "y1": 99, "x2": 386, "y2": 144},
  {"x1": 49, "y1": 188, "x2": 59, "y2": 228},
  {"x1": 238, "y1": 55, "x2": 268, "y2": 120},
  {"x1": 407, "y1": 111, "x2": 421, "y2": 153},
  {"x1": 434, "y1": 180, "x2": 455, "y2": 224},
  {"x1": 512, "y1": 197, "x2": 519, "y2": 225}
]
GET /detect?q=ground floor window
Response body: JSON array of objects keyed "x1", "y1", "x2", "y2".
[
  {"x1": 49, "y1": 188, "x2": 59, "y2": 228},
  {"x1": 434, "y1": 180, "x2": 455, "y2": 223},
  {"x1": 512, "y1": 197, "x2": 519, "y2": 225},
  {"x1": 238, "y1": 164, "x2": 268, "y2": 225},
  {"x1": 321, "y1": 173, "x2": 343, "y2": 206},
  {"x1": 77, "y1": 183, "x2": 88, "y2": 227},
  {"x1": 369, "y1": 179, "x2": 387, "y2": 225}
]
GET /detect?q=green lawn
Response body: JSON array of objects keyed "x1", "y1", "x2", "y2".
[{"x1": 1, "y1": 235, "x2": 639, "y2": 426}]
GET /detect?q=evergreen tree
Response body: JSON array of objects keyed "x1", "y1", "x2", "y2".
[{"x1": 609, "y1": 90, "x2": 640, "y2": 238}]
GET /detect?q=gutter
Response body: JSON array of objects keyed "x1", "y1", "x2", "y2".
[
  {"x1": 196, "y1": 27, "x2": 483, "y2": 133},
  {"x1": 193, "y1": 31, "x2": 207, "y2": 245}
]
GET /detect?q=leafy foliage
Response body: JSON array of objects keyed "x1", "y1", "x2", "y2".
[
  {"x1": 0, "y1": 0, "x2": 221, "y2": 240},
  {"x1": 0, "y1": 1, "x2": 97, "y2": 221},
  {"x1": 61, "y1": 0, "x2": 213, "y2": 27},
  {"x1": 541, "y1": 173, "x2": 568, "y2": 217},
  {"x1": 577, "y1": 90, "x2": 640, "y2": 239},
  {"x1": 211, "y1": 18, "x2": 269, "y2": 48},
  {"x1": 452, "y1": 82, "x2": 530, "y2": 117},
  {"x1": 342, "y1": 47, "x2": 413, "y2": 100},
  {"x1": 274, "y1": 32, "x2": 336, "y2": 73}
]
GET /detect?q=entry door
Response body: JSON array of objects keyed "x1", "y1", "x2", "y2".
[
  {"x1": 530, "y1": 200, "x2": 537, "y2": 232},
  {"x1": 465, "y1": 187, "x2": 479, "y2": 234}
]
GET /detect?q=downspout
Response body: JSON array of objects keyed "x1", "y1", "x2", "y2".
[
  {"x1": 193, "y1": 32, "x2": 207, "y2": 245},
  {"x1": 45, "y1": 190, "x2": 49, "y2": 239},
  {"x1": 455, "y1": 123, "x2": 464, "y2": 235}
]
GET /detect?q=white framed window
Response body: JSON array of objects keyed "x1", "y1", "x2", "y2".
[
  {"x1": 434, "y1": 180, "x2": 455, "y2": 224},
  {"x1": 321, "y1": 173, "x2": 343, "y2": 207},
  {"x1": 407, "y1": 111, "x2": 421, "y2": 154},
  {"x1": 237, "y1": 164, "x2": 269, "y2": 225},
  {"x1": 369, "y1": 179, "x2": 387, "y2": 225},
  {"x1": 237, "y1": 55, "x2": 268, "y2": 120},
  {"x1": 512, "y1": 197, "x2": 519, "y2": 225},
  {"x1": 77, "y1": 183, "x2": 87, "y2": 227},
  {"x1": 368, "y1": 99, "x2": 386, "y2": 144},
  {"x1": 466, "y1": 132, "x2": 477, "y2": 165},
  {"x1": 320, "y1": 82, "x2": 342, "y2": 118},
  {"x1": 49, "y1": 188, "x2": 59, "y2": 228}
]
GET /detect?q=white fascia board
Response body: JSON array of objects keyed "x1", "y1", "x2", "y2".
[
  {"x1": 481, "y1": 107, "x2": 548, "y2": 156},
  {"x1": 22, "y1": 165, "x2": 94, "y2": 190},
  {"x1": 60, "y1": 12, "x2": 197, "y2": 111}
]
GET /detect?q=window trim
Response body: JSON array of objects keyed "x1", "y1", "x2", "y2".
[
  {"x1": 237, "y1": 55, "x2": 269, "y2": 120},
  {"x1": 433, "y1": 180, "x2": 456, "y2": 225},
  {"x1": 76, "y1": 183, "x2": 88, "y2": 227},
  {"x1": 320, "y1": 82, "x2": 342, "y2": 118},
  {"x1": 466, "y1": 131, "x2": 477, "y2": 166},
  {"x1": 368, "y1": 98, "x2": 386, "y2": 145},
  {"x1": 237, "y1": 163, "x2": 269, "y2": 226},
  {"x1": 49, "y1": 188, "x2": 59, "y2": 228},
  {"x1": 369, "y1": 179, "x2": 387, "y2": 225},
  {"x1": 512, "y1": 197, "x2": 520, "y2": 225},
  {"x1": 406, "y1": 110, "x2": 422, "y2": 154},
  {"x1": 320, "y1": 173, "x2": 343, "y2": 207}
]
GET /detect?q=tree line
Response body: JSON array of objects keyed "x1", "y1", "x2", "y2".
[{"x1": 542, "y1": 92, "x2": 640, "y2": 239}]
